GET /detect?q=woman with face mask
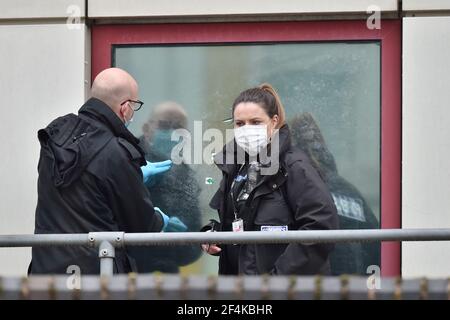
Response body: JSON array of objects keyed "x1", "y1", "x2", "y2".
[{"x1": 201, "y1": 83, "x2": 339, "y2": 275}]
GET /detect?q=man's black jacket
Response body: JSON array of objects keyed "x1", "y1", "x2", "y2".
[{"x1": 29, "y1": 98, "x2": 163, "y2": 274}]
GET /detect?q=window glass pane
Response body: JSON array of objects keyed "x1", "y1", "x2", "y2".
[{"x1": 114, "y1": 41, "x2": 381, "y2": 275}]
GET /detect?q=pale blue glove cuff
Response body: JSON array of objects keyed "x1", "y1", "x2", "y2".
[
  {"x1": 165, "y1": 217, "x2": 188, "y2": 232},
  {"x1": 154, "y1": 207, "x2": 169, "y2": 231}
]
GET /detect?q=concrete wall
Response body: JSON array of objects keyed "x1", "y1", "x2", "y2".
[
  {"x1": 88, "y1": 0, "x2": 397, "y2": 18},
  {"x1": 0, "y1": 0, "x2": 85, "y2": 19},
  {"x1": 0, "y1": 0, "x2": 90, "y2": 276},
  {"x1": 403, "y1": 0, "x2": 450, "y2": 11},
  {"x1": 402, "y1": 16, "x2": 450, "y2": 278}
]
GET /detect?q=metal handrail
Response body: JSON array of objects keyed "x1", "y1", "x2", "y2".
[{"x1": 1, "y1": 228, "x2": 450, "y2": 276}]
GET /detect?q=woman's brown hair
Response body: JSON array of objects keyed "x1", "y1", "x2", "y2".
[{"x1": 232, "y1": 83, "x2": 286, "y2": 129}]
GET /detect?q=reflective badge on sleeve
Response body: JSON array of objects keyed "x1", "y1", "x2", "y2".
[{"x1": 331, "y1": 193, "x2": 366, "y2": 222}]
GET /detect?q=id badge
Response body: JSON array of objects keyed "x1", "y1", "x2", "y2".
[{"x1": 232, "y1": 218, "x2": 244, "y2": 232}]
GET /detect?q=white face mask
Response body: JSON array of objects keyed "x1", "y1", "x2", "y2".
[
  {"x1": 234, "y1": 124, "x2": 268, "y2": 156},
  {"x1": 123, "y1": 105, "x2": 134, "y2": 128},
  {"x1": 124, "y1": 115, "x2": 134, "y2": 128}
]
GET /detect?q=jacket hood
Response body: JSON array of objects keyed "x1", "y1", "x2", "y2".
[
  {"x1": 79, "y1": 98, "x2": 141, "y2": 145},
  {"x1": 289, "y1": 112, "x2": 338, "y2": 180},
  {"x1": 37, "y1": 98, "x2": 138, "y2": 188}
]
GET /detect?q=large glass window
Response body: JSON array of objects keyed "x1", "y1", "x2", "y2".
[{"x1": 114, "y1": 41, "x2": 381, "y2": 275}]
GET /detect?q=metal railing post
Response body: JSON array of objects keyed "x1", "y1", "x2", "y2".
[
  {"x1": 88, "y1": 232, "x2": 123, "y2": 277},
  {"x1": 98, "y1": 240, "x2": 115, "y2": 277}
]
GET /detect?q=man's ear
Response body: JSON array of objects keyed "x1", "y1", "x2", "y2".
[
  {"x1": 119, "y1": 102, "x2": 129, "y2": 120},
  {"x1": 118, "y1": 103, "x2": 125, "y2": 118}
]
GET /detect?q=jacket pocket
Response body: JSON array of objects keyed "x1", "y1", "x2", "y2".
[
  {"x1": 254, "y1": 190, "x2": 293, "y2": 227},
  {"x1": 255, "y1": 244, "x2": 287, "y2": 274}
]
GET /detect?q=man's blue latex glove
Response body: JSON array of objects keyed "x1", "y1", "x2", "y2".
[
  {"x1": 141, "y1": 160, "x2": 172, "y2": 185},
  {"x1": 154, "y1": 207, "x2": 188, "y2": 232}
]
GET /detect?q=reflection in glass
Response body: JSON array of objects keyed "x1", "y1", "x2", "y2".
[
  {"x1": 129, "y1": 101, "x2": 202, "y2": 273},
  {"x1": 290, "y1": 113, "x2": 380, "y2": 274},
  {"x1": 115, "y1": 41, "x2": 381, "y2": 275}
]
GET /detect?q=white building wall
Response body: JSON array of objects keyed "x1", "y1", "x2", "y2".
[
  {"x1": 0, "y1": 0, "x2": 85, "y2": 19},
  {"x1": 402, "y1": 16, "x2": 450, "y2": 278},
  {"x1": 0, "y1": 0, "x2": 90, "y2": 276},
  {"x1": 403, "y1": 0, "x2": 450, "y2": 11},
  {"x1": 88, "y1": 0, "x2": 397, "y2": 18}
]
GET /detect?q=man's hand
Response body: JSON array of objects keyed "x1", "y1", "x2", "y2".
[{"x1": 141, "y1": 160, "x2": 172, "y2": 185}]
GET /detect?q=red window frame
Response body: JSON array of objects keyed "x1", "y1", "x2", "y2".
[{"x1": 92, "y1": 20, "x2": 401, "y2": 276}]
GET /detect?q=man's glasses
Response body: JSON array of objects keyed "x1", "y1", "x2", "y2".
[{"x1": 121, "y1": 99, "x2": 144, "y2": 111}]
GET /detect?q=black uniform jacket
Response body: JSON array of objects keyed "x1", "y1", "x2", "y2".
[
  {"x1": 203, "y1": 125, "x2": 339, "y2": 275},
  {"x1": 29, "y1": 98, "x2": 163, "y2": 274}
]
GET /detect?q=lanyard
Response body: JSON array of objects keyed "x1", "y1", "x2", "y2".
[{"x1": 230, "y1": 164, "x2": 246, "y2": 221}]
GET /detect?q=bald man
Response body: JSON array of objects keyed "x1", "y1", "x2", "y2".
[{"x1": 29, "y1": 68, "x2": 176, "y2": 274}]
